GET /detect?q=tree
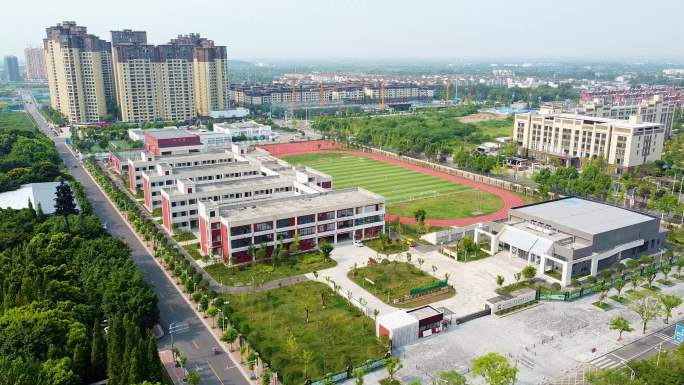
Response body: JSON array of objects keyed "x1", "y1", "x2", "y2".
[
  {"x1": 54, "y1": 181, "x2": 78, "y2": 233},
  {"x1": 90, "y1": 321, "x2": 107, "y2": 380},
  {"x1": 289, "y1": 233, "x2": 301, "y2": 254},
  {"x1": 658, "y1": 293, "x2": 683, "y2": 324},
  {"x1": 677, "y1": 257, "x2": 684, "y2": 275},
  {"x1": 496, "y1": 275, "x2": 505, "y2": 287},
  {"x1": 471, "y1": 352, "x2": 518, "y2": 385},
  {"x1": 521, "y1": 265, "x2": 537, "y2": 280},
  {"x1": 353, "y1": 368, "x2": 365, "y2": 385},
  {"x1": 320, "y1": 240, "x2": 334, "y2": 258},
  {"x1": 417, "y1": 258, "x2": 425, "y2": 268},
  {"x1": 438, "y1": 371, "x2": 467, "y2": 385},
  {"x1": 384, "y1": 357, "x2": 402, "y2": 380},
  {"x1": 597, "y1": 284, "x2": 610, "y2": 305},
  {"x1": 187, "y1": 370, "x2": 201, "y2": 385},
  {"x1": 613, "y1": 279, "x2": 626, "y2": 300},
  {"x1": 458, "y1": 236, "x2": 477, "y2": 260},
  {"x1": 513, "y1": 273, "x2": 521, "y2": 283},
  {"x1": 207, "y1": 306, "x2": 218, "y2": 327},
  {"x1": 255, "y1": 245, "x2": 266, "y2": 262},
  {"x1": 630, "y1": 274, "x2": 642, "y2": 290},
  {"x1": 662, "y1": 265, "x2": 672, "y2": 280},
  {"x1": 626, "y1": 259, "x2": 639, "y2": 270},
  {"x1": 644, "y1": 265, "x2": 658, "y2": 288},
  {"x1": 608, "y1": 316, "x2": 633, "y2": 341},
  {"x1": 628, "y1": 293, "x2": 663, "y2": 334},
  {"x1": 107, "y1": 317, "x2": 125, "y2": 385},
  {"x1": 413, "y1": 208, "x2": 427, "y2": 227},
  {"x1": 222, "y1": 328, "x2": 239, "y2": 351},
  {"x1": 145, "y1": 333, "x2": 163, "y2": 383}
]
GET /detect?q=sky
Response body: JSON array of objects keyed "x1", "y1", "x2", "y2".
[{"x1": 2, "y1": 0, "x2": 684, "y2": 62}]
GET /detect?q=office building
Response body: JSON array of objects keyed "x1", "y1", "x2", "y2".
[
  {"x1": 3, "y1": 56, "x2": 20, "y2": 82},
  {"x1": 43, "y1": 21, "x2": 115, "y2": 123},
  {"x1": 476, "y1": 197, "x2": 666, "y2": 287},
  {"x1": 514, "y1": 112, "x2": 664, "y2": 171},
  {"x1": 111, "y1": 30, "x2": 229, "y2": 122},
  {"x1": 24, "y1": 47, "x2": 47, "y2": 82}
]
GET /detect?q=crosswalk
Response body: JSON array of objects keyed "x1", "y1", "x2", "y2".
[{"x1": 589, "y1": 354, "x2": 624, "y2": 370}]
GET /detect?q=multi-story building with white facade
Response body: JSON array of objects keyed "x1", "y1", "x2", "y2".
[
  {"x1": 213, "y1": 120, "x2": 272, "y2": 140},
  {"x1": 476, "y1": 197, "x2": 666, "y2": 287},
  {"x1": 43, "y1": 21, "x2": 116, "y2": 123},
  {"x1": 197, "y1": 187, "x2": 385, "y2": 263},
  {"x1": 160, "y1": 165, "x2": 332, "y2": 232},
  {"x1": 577, "y1": 95, "x2": 676, "y2": 138},
  {"x1": 514, "y1": 112, "x2": 664, "y2": 171}
]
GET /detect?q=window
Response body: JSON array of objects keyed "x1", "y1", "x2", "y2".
[
  {"x1": 276, "y1": 217, "x2": 295, "y2": 228},
  {"x1": 299, "y1": 226, "x2": 316, "y2": 236},
  {"x1": 254, "y1": 222, "x2": 273, "y2": 232},
  {"x1": 231, "y1": 237, "x2": 251, "y2": 249},
  {"x1": 297, "y1": 214, "x2": 315, "y2": 225},
  {"x1": 230, "y1": 225, "x2": 251, "y2": 236},
  {"x1": 337, "y1": 208, "x2": 354, "y2": 218},
  {"x1": 317, "y1": 211, "x2": 335, "y2": 221}
]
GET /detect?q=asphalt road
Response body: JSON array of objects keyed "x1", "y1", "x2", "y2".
[
  {"x1": 22, "y1": 97, "x2": 250, "y2": 385},
  {"x1": 588, "y1": 321, "x2": 680, "y2": 370}
]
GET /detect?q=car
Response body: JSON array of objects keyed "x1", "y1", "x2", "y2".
[{"x1": 353, "y1": 240, "x2": 363, "y2": 247}]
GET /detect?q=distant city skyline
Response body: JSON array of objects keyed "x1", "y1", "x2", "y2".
[{"x1": 2, "y1": 0, "x2": 684, "y2": 62}]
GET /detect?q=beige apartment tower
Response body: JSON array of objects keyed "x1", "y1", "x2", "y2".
[
  {"x1": 515, "y1": 112, "x2": 664, "y2": 172},
  {"x1": 111, "y1": 30, "x2": 229, "y2": 123},
  {"x1": 43, "y1": 21, "x2": 115, "y2": 124}
]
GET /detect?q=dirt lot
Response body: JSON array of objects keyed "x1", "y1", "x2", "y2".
[{"x1": 458, "y1": 112, "x2": 509, "y2": 123}]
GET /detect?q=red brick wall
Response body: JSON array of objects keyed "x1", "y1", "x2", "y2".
[
  {"x1": 221, "y1": 223, "x2": 229, "y2": 263},
  {"x1": 143, "y1": 176, "x2": 152, "y2": 210},
  {"x1": 161, "y1": 195, "x2": 172, "y2": 232},
  {"x1": 199, "y1": 217, "x2": 208, "y2": 255}
]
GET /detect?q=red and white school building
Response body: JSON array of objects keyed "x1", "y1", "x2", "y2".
[{"x1": 197, "y1": 188, "x2": 385, "y2": 263}]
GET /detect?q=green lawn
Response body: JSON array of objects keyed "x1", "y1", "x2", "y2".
[
  {"x1": 282, "y1": 153, "x2": 503, "y2": 220},
  {"x1": 183, "y1": 244, "x2": 204, "y2": 260},
  {"x1": 173, "y1": 231, "x2": 197, "y2": 242},
  {"x1": 472, "y1": 117, "x2": 514, "y2": 137},
  {"x1": 0, "y1": 110, "x2": 35, "y2": 131},
  {"x1": 348, "y1": 260, "x2": 454, "y2": 307},
  {"x1": 224, "y1": 281, "x2": 386, "y2": 384},
  {"x1": 388, "y1": 189, "x2": 503, "y2": 219},
  {"x1": 205, "y1": 252, "x2": 336, "y2": 286},
  {"x1": 363, "y1": 238, "x2": 408, "y2": 254}
]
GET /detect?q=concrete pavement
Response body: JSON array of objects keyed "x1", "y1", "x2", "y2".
[{"x1": 23, "y1": 98, "x2": 251, "y2": 385}]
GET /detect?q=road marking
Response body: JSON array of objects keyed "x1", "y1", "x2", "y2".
[
  {"x1": 207, "y1": 362, "x2": 225, "y2": 385},
  {"x1": 192, "y1": 340, "x2": 199, "y2": 350}
]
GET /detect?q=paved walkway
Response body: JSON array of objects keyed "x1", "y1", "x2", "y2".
[
  {"x1": 258, "y1": 140, "x2": 526, "y2": 227},
  {"x1": 309, "y1": 244, "x2": 396, "y2": 315}
]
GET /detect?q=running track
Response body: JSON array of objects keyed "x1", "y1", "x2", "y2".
[{"x1": 259, "y1": 140, "x2": 525, "y2": 227}]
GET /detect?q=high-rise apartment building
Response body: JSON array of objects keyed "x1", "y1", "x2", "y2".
[
  {"x1": 3, "y1": 56, "x2": 20, "y2": 82},
  {"x1": 24, "y1": 47, "x2": 47, "y2": 82},
  {"x1": 43, "y1": 21, "x2": 115, "y2": 123},
  {"x1": 111, "y1": 30, "x2": 229, "y2": 123}
]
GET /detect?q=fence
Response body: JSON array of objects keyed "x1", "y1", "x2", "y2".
[
  {"x1": 410, "y1": 279, "x2": 449, "y2": 296},
  {"x1": 454, "y1": 306, "x2": 492, "y2": 325},
  {"x1": 360, "y1": 145, "x2": 538, "y2": 196},
  {"x1": 536, "y1": 258, "x2": 678, "y2": 302},
  {"x1": 321, "y1": 276, "x2": 374, "y2": 317},
  {"x1": 310, "y1": 359, "x2": 387, "y2": 385}
]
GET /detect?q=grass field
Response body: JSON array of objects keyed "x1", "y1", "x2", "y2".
[
  {"x1": 225, "y1": 281, "x2": 386, "y2": 384},
  {"x1": 471, "y1": 117, "x2": 514, "y2": 138},
  {"x1": 282, "y1": 153, "x2": 503, "y2": 220},
  {"x1": 348, "y1": 261, "x2": 455, "y2": 307},
  {"x1": 0, "y1": 110, "x2": 35, "y2": 131},
  {"x1": 205, "y1": 252, "x2": 336, "y2": 286}
]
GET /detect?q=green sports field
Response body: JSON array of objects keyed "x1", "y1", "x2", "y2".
[{"x1": 282, "y1": 153, "x2": 503, "y2": 220}]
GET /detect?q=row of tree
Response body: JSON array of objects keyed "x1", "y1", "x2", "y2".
[{"x1": 0, "y1": 112, "x2": 163, "y2": 385}]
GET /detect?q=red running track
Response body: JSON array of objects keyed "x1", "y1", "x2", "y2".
[{"x1": 259, "y1": 140, "x2": 525, "y2": 227}]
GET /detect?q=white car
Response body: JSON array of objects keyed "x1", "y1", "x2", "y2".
[{"x1": 353, "y1": 240, "x2": 363, "y2": 247}]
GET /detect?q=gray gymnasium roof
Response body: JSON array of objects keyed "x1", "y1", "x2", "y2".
[{"x1": 512, "y1": 197, "x2": 655, "y2": 235}]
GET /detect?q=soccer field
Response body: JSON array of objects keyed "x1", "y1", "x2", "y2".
[{"x1": 282, "y1": 153, "x2": 504, "y2": 220}]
